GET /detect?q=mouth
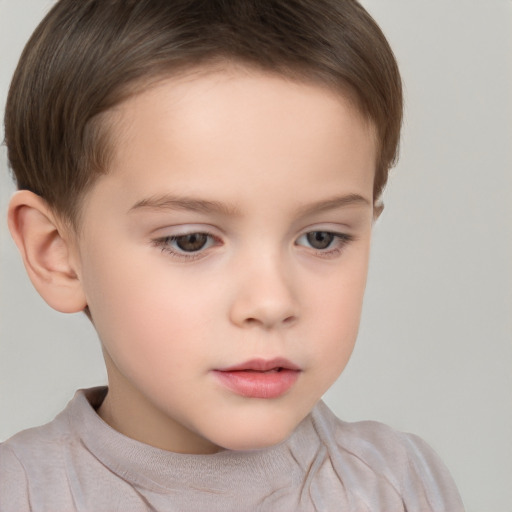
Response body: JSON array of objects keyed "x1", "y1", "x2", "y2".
[
  {"x1": 218, "y1": 357, "x2": 301, "y2": 373},
  {"x1": 213, "y1": 358, "x2": 301, "y2": 399}
]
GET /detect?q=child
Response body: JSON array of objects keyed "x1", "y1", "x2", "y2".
[{"x1": 0, "y1": 0, "x2": 465, "y2": 510}]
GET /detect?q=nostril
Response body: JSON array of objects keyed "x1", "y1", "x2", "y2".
[{"x1": 242, "y1": 315, "x2": 297, "y2": 329}]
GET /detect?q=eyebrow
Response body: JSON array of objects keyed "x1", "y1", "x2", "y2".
[
  {"x1": 296, "y1": 193, "x2": 371, "y2": 217},
  {"x1": 129, "y1": 195, "x2": 240, "y2": 216},
  {"x1": 129, "y1": 193, "x2": 371, "y2": 216}
]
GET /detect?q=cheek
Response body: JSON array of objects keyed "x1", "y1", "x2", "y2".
[
  {"x1": 306, "y1": 247, "x2": 369, "y2": 362},
  {"x1": 316, "y1": 244, "x2": 369, "y2": 314},
  {"x1": 81, "y1": 245, "x2": 216, "y2": 371}
]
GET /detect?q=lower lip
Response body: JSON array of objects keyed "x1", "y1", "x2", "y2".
[{"x1": 213, "y1": 369, "x2": 300, "y2": 399}]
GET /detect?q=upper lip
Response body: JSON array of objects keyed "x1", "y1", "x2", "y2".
[{"x1": 217, "y1": 358, "x2": 301, "y2": 372}]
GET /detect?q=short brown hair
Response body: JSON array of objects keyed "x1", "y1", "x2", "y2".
[{"x1": 4, "y1": 0, "x2": 402, "y2": 227}]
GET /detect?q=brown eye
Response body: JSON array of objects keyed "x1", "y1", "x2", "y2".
[
  {"x1": 175, "y1": 233, "x2": 209, "y2": 252},
  {"x1": 306, "y1": 231, "x2": 334, "y2": 249}
]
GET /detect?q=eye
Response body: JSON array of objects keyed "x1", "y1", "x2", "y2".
[
  {"x1": 304, "y1": 231, "x2": 335, "y2": 249},
  {"x1": 172, "y1": 233, "x2": 209, "y2": 252},
  {"x1": 152, "y1": 231, "x2": 219, "y2": 259},
  {"x1": 295, "y1": 231, "x2": 353, "y2": 255}
]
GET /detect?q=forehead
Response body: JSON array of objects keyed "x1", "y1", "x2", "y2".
[
  {"x1": 110, "y1": 64, "x2": 374, "y2": 145},
  {"x1": 121, "y1": 67, "x2": 373, "y2": 146},
  {"x1": 81, "y1": 67, "x2": 377, "y2": 221}
]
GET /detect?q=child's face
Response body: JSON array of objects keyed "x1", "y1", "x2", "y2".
[{"x1": 70, "y1": 67, "x2": 376, "y2": 453}]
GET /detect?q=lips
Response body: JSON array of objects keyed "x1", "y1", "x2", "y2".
[
  {"x1": 213, "y1": 358, "x2": 301, "y2": 399},
  {"x1": 219, "y1": 358, "x2": 301, "y2": 373}
]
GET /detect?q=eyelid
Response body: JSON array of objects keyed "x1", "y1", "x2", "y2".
[{"x1": 148, "y1": 222, "x2": 221, "y2": 237}]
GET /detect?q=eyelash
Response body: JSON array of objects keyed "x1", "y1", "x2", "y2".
[{"x1": 151, "y1": 231, "x2": 354, "y2": 261}]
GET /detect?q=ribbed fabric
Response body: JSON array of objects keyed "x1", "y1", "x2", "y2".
[{"x1": 0, "y1": 387, "x2": 464, "y2": 511}]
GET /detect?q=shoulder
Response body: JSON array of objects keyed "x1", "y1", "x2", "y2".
[
  {"x1": 1, "y1": 401, "x2": 76, "y2": 462},
  {"x1": 0, "y1": 391, "x2": 92, "y2": 512},
  {"x1": 0, "y1": 420, "x2": 70, "y2": 512},
  {"x1": 311, "y1": 400, "x2": 441, "y2": 468},
  {"x1": 1, "y1": 387, "x2": 106, "y2": 464},
  {"x1": 0, "y1": 440, "x2": 31, "y2": 511},
  {"x1": 0, "y1": 388, "x2": 107, "y2": 476},
  {"x1": 0, "y1": 404, "x2": 73, "y2": 462},
  {"x1": 309, "y1": 401, "x2": 465, "y2": 511},
  {"x1": 312, "y1": 402, "x2": 424, "y2": 466}
]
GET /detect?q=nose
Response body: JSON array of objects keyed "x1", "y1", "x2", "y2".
[{"x1": 229, "y1": 253, "x2": 299, "y2": 330}]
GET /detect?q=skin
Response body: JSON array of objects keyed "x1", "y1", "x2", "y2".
[{"x1": 10, "y1": 67, "x2": 377, "y2": 454}]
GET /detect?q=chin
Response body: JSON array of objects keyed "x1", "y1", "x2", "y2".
[
  {"x1": 210, "y1": 418, "x2": 298, "y2": 452},
  {"x1": 219, "y1": 434, "x2": 291, "y2": 452}
]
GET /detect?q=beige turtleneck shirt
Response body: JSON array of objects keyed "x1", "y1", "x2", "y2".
[{"x1": 0, "y1": 387, "x2": 464, "y2": 511}]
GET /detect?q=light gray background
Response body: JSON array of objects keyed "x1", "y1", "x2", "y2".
[{"x1": 1, "y1": 1, "x2": 511, "y2": 511}]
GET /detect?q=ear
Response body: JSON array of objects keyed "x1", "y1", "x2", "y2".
[
  {"x1": 373, "y1": 201, "x2": 384, "y2": 221},
  {"x1": 7, "y1": 190, "x2": 87, "y2": 313}
]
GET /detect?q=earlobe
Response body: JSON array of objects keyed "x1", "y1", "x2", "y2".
[{"x1": 7, "y1": 190, "x2": 87, "y2": 313}]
